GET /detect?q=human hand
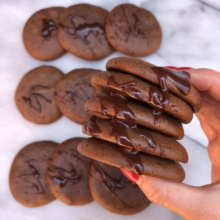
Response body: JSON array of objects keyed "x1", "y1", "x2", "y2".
[
  {"x1": 189, "y1": 68, "x2": 220, "y2": 182},
  {"x1": 121, "y1": 68, "x2": 220, "y2": 220}
]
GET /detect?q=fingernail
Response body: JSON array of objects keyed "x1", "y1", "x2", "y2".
[
  {"x1": 177, "y1": 67, "x2": 192, "y2": 70},
  {"x1": 165, "y1": 66, "x2": 178, "y2": 70},
  {"x1": 121, "y1": 169, "x2": 140, "y2": 183},
  {"x1": 165, "y1": 66, "x2": 192, "y2": 70}
]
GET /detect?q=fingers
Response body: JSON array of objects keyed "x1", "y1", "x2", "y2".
[
  {"x1": 212, "y1": 165, "x2": 220, "y2": 182},
  {"x1": 121, "y1": 169, "x2": 220, "y2": 220},
  {"x1": 187, "y1": 68, "x2": 220, "y2": 100},
  {"x1": 137, "y1": 176, "x2": 204, "y2": 220},
  {"x1": 196, "y1": 109, "x2": 218, "y2": 142},
  {"x1": 208, "y1": 139, "x2": 220, "y2": 180}
]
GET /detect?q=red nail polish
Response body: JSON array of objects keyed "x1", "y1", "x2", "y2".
[
  {"x1": 165, "y1": 66, "x2": 178, "y2": 70},
  {"x1": 121, "y1": 169, "x2": 139, "y2": 183},
  {"x1": 176, "y1": 67, "x2": 192, "y2": 70}
]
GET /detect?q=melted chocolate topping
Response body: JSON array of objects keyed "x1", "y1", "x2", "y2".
[
  {"x1": 96, "y1": 93, "x2": 136, "y2": 126},
  {"x1": 41, "y1": 19, "x2": 58, "y2": 40},
  {"x1": 109, "y1": 119, "x2": 157, "y2": 159},
  {"x1": 93, "y1": 162, "x2": 126, "y2": 191},
  {"x1": 85, "y1": 66, "x2": 187, "y2": 174},
  {"x1": 149, "y1": 66, "x2": 191, "y2": 117},
  {"x1": 110, "y1": 118, "x2": 134, "y2": 148},
  {"x1": 107, "y1": 75, "x2": 145, "y2": 102},
  {"x1": 151, "y1": 67, "x2": 191, "y2": 96},
  {"x1": 93, "y1": 162, "x2": 136, "y2": 208},
  {"x1": 83, "y1": 116, "x2": 102, "y2": 137},
  {"x1": 19, "y1": 159, "x2": 45, "y2": 194},
  {"x1": 22, "y1": 85, "x2": 52, "y2": 112},
  {"x1": 49, "y1": 150, "x2": 83, "y2": 187},
  {"x1": 116, "y1": 147, "x2": 144, "y2": 174},
  {"x1": 52, "y1": 167, "x2": 82, "y2": 187},
  {"x1": 84, "y1": 116, "x2": 160, "y2": 174},
  {"x1": 63, "y1": 15, "x2": 104, "y2": 44},
  {"x1": 120, "y1": 5, "x2": 145, "y2": 40},
  {"x1": 65, "y1": 81, "x2": 93, "y2": 104}
]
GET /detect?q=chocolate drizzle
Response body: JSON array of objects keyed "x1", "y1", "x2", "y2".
[
  {"x1": 84, "y1": 116, "x2": 160, "y2": 174},
  {"x1": 84, "y1": 65, "x2": 188, "y2": 175},
  {"x1": 65, "y1": 81, "x2": 93, "y2": 104},
  {"x1": 41, "y1": 19, "x2": 58, "y2": 40},
  {"x1": 119, "y1": 5, "x2": 145, "y2": 41},
  {"x1": 22, "y1": 85, "x2": 52, "y2": 112},
  {"x1": 148, "y1": 67, "x2": 191, "y2": 118},
  {"x1": 93, "y1": 162, "x2": 135, "y2": 208},
  {"x1": 63, "y1": 15, "x2": 104, "y2": 44},
  {"x1": 108, "y1": 119, "x2": 158, "y2": 162},
  {"x1": 151, "y1": 67, "x2": 191, "y2": 96},
  {"x1": 107, "y1": 75, "x2": 145, "y2": 102},
  {"x1": 19, "y1": 159, "x2": 45, "y2": 194},
  {"x1": 93, "y1": 162, "x2": 126, "y2": 191},
  {"x1": 110, "y1": 118, "x2": 134, "y2": 148},
  {"x1": 83, "y1": 116, "x2": 102, "y2": 137},
  {"x1": 49, "y1": 150, "x2": 83, "y2": 187},
  {"x1": 51, "y1": 167, "x2": 82, "y2": 187},
  {"x1": 96, "y1": 93, "x2": 136, "y2": 125},
  {"x1": 115, "y1": 147, "x2": 144, "y2": 174}
]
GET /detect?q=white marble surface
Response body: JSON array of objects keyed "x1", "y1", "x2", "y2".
[{"x1": 0, "y1": 0, "x2": 219, "y2": 219}]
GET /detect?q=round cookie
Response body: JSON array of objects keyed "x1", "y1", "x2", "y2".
[
  {"x1": 105, "y1": 4, "x2": 162, "y2": 57},
  {"x1": 57, "y1": 4, "x2": 114, "y2": 60},
  {"x1": 78, "y1": 137, "x2": 185, "y2": 182},
  {"x1": 89, "y1": 161, "x2": 150, "y2": 215},
  {"x1": 47, "y1": 138, "x2": 93, "y2": 205},
  {"x1": 23, "y1": 7, "x2": 66, "y2": 61},
  {"x1": 83, "y1": 117, "x2": 188, "y2": 163},
  {"x1": 91, "y1": 71, "x2": 193, "y2": 123},
  {"x1": 55, "y1": 68, "x2": 99, "y2": 124},
  {"x1": 15, "y1": 66, "x2": 64, "y2": 124},
  {"x1": 9, "y1": 141, "x2": 57, "y2": 207},
  {"x1": 106, "y1": 57, "x2": 202, "y2": 112},
  {"x1": 84, "y1": 93, "x2": 184, "y2": 139}
]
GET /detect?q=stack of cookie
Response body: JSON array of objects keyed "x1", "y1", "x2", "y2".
[
  {"x1": 78, "y1": 57, "x2": 202, "y2": 182},
  {"x1": 23, "y1": 3, "x2": 162, "y2": 61},
  {"x1": 9, "y1": 138, "x2": 150, "y2": 214}
]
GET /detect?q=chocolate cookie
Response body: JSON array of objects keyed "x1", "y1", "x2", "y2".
[
  {"x1": 83, "y1": 117, "x2": 188, "y2": 163},
  {"x1": 15, "y1": 66, "x2": 64, "y2": 124},
  {"x1": 89, "y1": 161, "x2": 150, "y2": 215},
  {"x1": 23, "y1": 7, "x2": 66, "y2": 61},
  {"x1": 47, "y1": 138, "x2": 93, "y2": 205},
  {"x1": 105, "y1": 4, "x2": 162, "y2": 57},
  {"x1": 106, "y1": 57, "x2": 202, "y2": 112},
  {"x1": 78, "y1": 138, "x2": 185, "y2": 182},
  {"x1": 55, "y1": 68, "x2": 98, "y2": 124},
  {"x1": 91, "y1": 71, "x2": 193, "y2": 123},
  {"x1": 58, "y1": 4, "x2": 114, "y2": 60},
  {"x1": 9, "y1": 141, "x2": 57, "y2": 207},
  {"x1": 85, "y1": 94, "x2": 184, "y2": 139}
]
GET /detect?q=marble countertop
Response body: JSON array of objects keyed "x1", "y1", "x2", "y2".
[{"x1": 0, "y1": 0, "x2": 219, "y2": 219}]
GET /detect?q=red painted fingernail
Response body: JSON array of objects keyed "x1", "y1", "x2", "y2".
[
  {"x1": 121, "y1": 169, "x2": 139, "y2": 183},
  {"x1": 165, "y1": 66, "x2": 178, "y2": 70},
  {"x1": 176, "y1": 67, "x2": 192, "y2": 70}
]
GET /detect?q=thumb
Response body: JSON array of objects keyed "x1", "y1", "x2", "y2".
[{"x1": 121, "y1": 169, "x2": 220, "y2": 220}]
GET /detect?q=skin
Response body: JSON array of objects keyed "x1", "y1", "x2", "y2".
[{"x1": 121, "y1": 68, "x2": 220, "y2": 220}]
